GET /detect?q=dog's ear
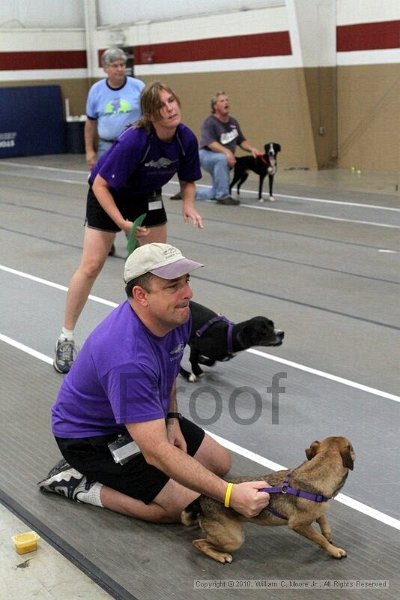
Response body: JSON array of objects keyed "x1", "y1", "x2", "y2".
[
  {"x1": 305, "y1": 440, "x2": 320, "y2": 460},
  {"x1": 237, "y1": 323, "x2": 257, "y2": 347},
  {"x1": 239, "y1": 318, "x2": 275, "y2": 346},
  {"x1": 341, "y1": 444, "x2": 355, "y2": 471}
]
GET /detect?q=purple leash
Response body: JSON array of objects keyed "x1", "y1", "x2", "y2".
[{"x1": 260, "y1": 472, "x2": 330, "y2": 520}]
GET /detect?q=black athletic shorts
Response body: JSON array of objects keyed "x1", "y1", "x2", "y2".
[
  {"x1": 55, "y1": 417, "x2": 205, "y2": 504},
  {"x1": 85, "y1": 185, "x2": 167, "y2": 232}
]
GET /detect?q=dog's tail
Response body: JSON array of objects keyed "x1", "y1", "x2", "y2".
[{"x1": 181, "y1": 497, "x2": 202, "y2": 526}]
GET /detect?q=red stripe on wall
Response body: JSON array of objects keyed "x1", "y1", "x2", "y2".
[
  {"x1": 0, "y1": 50, "x2": 87, "y2": 70},
  {"x1": 135, "y1": 31, "x2": 291, "y2": 65},
  {"x1": 0, "y1": 21, "x2": 398, "y2": 71},
  {"x1": 337, "y1": 21, "x2": 400, "y2": 52}
]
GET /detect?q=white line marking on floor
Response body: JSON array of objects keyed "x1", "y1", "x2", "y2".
[
  {"x1": 243, "y1": 204, "x2": 400, "y2": 229},
  {"x1": 273, "y1": 193, "x2": 400, "y2": 213},
  {"x1": 0, "y1": 161, "x2": 88, "y2": 176},
  {"x1": 0, "y1": 334, "x2": 53, "y2": 365},
  {"x1": 2, "y1": 264, "x2": 398, "y2": 404},
  {"x1": 246, "y1": 349, "x2": 400, "y2": 403},
  {"x1": 0, "y1": 265, "x2": 117, "y2": 307},
  {"x1": 207, "y1": 432, "x2": 400, "y2": 531},
  {"x1": 2, "y1": 162, "x2": 398, "y2": 213}
]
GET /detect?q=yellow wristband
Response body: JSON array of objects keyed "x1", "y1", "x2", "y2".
[{"x1": 224, "y1": 482, "x2": 234, "y2": 508}]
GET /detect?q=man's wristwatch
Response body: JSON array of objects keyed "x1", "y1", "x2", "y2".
[{"x1": 166, "y1": 412, "x2": 182, "y2": 420}]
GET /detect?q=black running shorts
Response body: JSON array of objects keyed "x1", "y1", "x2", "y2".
[
  {"x1": 85, "y1": 186, "x2": 167, "y2": 232},
  {"x1": 55, "y1": 417, "x2": 205, "y2": 504}
]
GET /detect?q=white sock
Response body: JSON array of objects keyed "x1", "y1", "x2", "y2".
[
  {"x1": 60, "y1": 327, "x2": 74, "y2": 340},
  {"x1": 76, "y1": 481, "x2": 104, "y2": 507}
]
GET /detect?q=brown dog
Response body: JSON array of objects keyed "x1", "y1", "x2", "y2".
[{"x1": 182, "y1": 436, "x2": 355, "y2": 563}]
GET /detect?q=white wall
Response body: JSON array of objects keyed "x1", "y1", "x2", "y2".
[
  {"x1": 0, "y1": 1, "x2": 398, "y2": 79},
  {"x1": 98, "y1": 0, "x2": 285, "y2": 25},
  {"x1": 0, "y1": 0, "x2": 83, "y2": 28},
  {"x1": 337, "y1": 0, "x2": 399, "y2": 25},
  {"x1": 0, "y1": 0, "x2": 284, "y2": 28},
  {"x1": 1, "y1": 0, "x2": 398, "y2": 30}
]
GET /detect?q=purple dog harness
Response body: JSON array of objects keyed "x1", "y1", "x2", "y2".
[
  {"x1": 195, "y1": 314, "x2": 235, "y2": 358},
  {"x1": 260, "y1": 472, "x2": 330, "y2": 521}
]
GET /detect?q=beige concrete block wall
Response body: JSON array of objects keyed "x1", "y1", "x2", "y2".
[
  {"x1": 3, "y1": 62, "x2": 398, "y2": 174},
  {"x1": 337, "y1": 64, "x2": 400, "y2": 172},
  {"x1": 138, "y1": 69, "x2": 319, "y2": 170}
]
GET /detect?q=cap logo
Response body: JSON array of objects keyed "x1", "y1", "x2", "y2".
[{"x1": 162, "y1": 247, "x2": 181, "y2": 260}]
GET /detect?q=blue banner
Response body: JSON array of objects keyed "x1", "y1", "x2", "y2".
[{"x1": 0, "y1": 85, "x2": 65, "y2": 157}]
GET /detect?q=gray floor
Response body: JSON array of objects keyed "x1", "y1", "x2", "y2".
[{"x1": 0, "y1": 154, "x2": 399, "y2": 599}]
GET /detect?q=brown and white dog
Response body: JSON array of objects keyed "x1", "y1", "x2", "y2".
[
  {"x1": 230, "y1": 142, "x2": 281, "y2": 202},
  {"x1": 182, "y1": 436, "x2": 355, "y2": 563}
]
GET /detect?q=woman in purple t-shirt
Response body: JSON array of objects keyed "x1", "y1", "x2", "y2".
[{"x1": 53, "y1": 82, "x2": 204, "y2": 375}]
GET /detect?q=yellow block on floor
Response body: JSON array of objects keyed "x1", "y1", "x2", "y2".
[{"x1": 12, "y1": 531, "x2": 40, "y2": 555}]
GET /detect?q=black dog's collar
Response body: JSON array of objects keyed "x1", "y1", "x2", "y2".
[{"x1": 195, "y1": 315, "x2": 235, "y2": 355}]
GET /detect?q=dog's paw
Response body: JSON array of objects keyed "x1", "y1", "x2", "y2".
[
  {"x1": 207, "y1": 550, "x2": 233, "y2": 564},
  {"x1": 218, "y1": 552, "x2": 233, "y2": 564},
  {"x1": 330, "y1": 545, "x2": 347, "y2": 559},
  {"x1": 269, "y1": 195, "x2": 276, "y2": 202},
  {"x1": 258, "y1": 197, "x2": 265, "y2": 203},
  {"x1": 179, "y1": 367, "x2": 192, "y2": 381},
  {"x1": 193, "y1": 540, "x2": 233, "y2": 563},
  {"x1": 188, "y1": 373, "x2": 197, "y2": 383}
]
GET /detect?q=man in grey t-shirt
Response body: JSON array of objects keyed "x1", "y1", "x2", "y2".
[{"x1": 172, "y1": 91, "x2": 260, "y2": 205}]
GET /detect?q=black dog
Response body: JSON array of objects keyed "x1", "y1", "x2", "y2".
[
  {"x1": 229, "y1": 142, "x2": 281, "y2": 202},
  {"x1": 180, "y1": 301, "x2": 284, "y2": 382}
]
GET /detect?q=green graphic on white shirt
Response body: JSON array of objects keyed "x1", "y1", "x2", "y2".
[{"x1": 104, "y1": 98, "x2": 131, "y2": 116}]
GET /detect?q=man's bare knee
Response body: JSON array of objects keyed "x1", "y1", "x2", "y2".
[{"x1": 194, "y1": 435, "x2": 231, "y2": 476}]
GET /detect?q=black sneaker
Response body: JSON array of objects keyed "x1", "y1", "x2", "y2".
[
  {"x1": 38, "y1": 466, "x2": 91, "y2": 502},
  {"x1": 170, "y1": 192, "x2": 182, "y2": 200},
  {"x1": 46, "y1": 458, "x2": 71, "y2": 479},
  {"x1": 216, "y1": 196, "x2": 240, "y2": 206},
  {"x1": 53, "y1": 338, "x2": 76, "y2": 374}
]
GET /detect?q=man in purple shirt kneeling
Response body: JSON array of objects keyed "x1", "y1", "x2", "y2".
[{"x1": 39, "y1": 243, "x2": 270, "y2": 523}]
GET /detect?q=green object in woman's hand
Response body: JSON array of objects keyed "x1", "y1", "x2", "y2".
[{"x1": 126, "y1": 213, "x2": 147, "y2": 257}]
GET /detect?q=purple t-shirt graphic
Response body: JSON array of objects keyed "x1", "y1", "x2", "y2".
[{"x1": 90, "y1": 123, "x2": 201, "y2": 199}]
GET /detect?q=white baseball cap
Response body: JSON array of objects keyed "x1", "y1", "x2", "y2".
[{"x1": 124, "y1": 243, "x2": 203, "y2": 283}]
